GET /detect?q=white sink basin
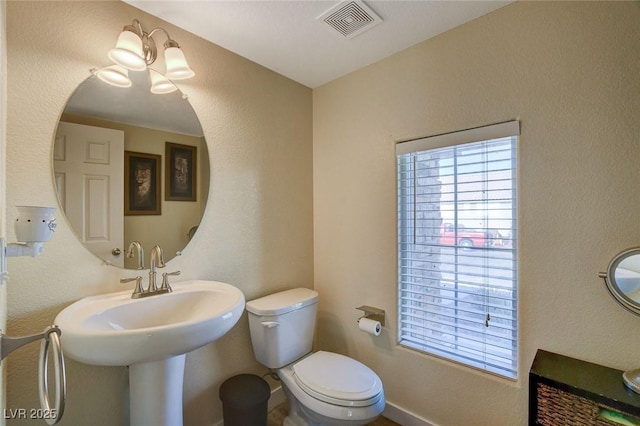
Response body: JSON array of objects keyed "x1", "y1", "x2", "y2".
[{"x1": 55, "y1": 280, "x2": 245, "y2": 366}]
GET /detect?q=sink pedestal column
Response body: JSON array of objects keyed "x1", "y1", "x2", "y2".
[{"x1": 129, "y1": 354, "x2": 186, "y2": 426}]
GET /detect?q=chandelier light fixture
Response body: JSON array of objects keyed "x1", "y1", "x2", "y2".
[{"x1": 95, "y1": 19, "x2": 195, "y2": 93}]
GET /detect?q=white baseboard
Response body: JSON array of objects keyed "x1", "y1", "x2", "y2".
[
  {"x1": 382, "y1": 400, "x2": 438, "y2": 426},
  {"x1": 268, "y1": 385, "x2": 286, "y2": 411}
]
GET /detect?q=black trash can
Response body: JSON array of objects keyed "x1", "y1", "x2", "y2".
[{"x1": 219, "y1": 374, "x2": 271, "y2": 426}]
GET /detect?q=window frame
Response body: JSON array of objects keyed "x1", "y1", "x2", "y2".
[{"x1": 395, "y1": 121, "x2": 520, "y2": 380}]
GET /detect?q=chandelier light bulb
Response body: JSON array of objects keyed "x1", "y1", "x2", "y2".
[
  {"x1": 164, "y1": 46, "x2": 195, "y2": 80},
  {"x1": 96, "y1": 65, "x2": 132, "y2": 88},
  {"x1": 108, "y1": 29, "x2": 147, "y2": 71},
  {"x1": 150, "y1": 70, "x2": 178, "y2": 94},
  {"x1": 99, "y1": 20, "x2": 195, "y2": 93}
]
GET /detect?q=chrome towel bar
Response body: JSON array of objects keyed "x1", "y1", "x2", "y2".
[{"x1": 1, "y1": 325, "x2": 66, "y2": 424}]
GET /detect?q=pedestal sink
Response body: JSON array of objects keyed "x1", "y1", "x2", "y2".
[{"x1": 54, "y1": 280, "x2": 245, "y2": 426}]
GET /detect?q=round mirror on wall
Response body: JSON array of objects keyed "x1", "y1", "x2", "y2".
[
  {"x1": 52, "y1": 70, "x2": 209, "y2": 269},
  {"x1": 599, "y1": 247, "x2": 640, "y2": 394},
  {"x1": 600, "y1": 247, "x2": 640, "y2": 315}
]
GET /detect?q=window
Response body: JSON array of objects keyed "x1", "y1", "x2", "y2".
[{"x1": 396, "y1": 121, "x2": 519, "y2": 379}]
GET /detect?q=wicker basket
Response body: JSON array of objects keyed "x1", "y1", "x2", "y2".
[{"x1": 536, "y1": 383, "x2": 640, "y2": 426}]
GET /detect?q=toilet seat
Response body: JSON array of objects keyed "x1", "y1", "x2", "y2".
[{"x1": 292, "y1": 351, "x2": 383, "y2": 407}]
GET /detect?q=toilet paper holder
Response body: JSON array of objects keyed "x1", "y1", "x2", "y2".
[{"x1": 356, "y1": 305, "x2": 385, "y2": 326}]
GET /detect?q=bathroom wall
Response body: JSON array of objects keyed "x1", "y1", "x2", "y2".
[
  {"x1": 6, "y1": 2, "x2": 312, "y2": 425},
  {"x1": 0, "y1": 1, "x2": 7, "y2": 423},
  {"x1": 313, "y1": 2, "x2": 640, "y2": 425},
  {"x1": 7, "y1": 1, "x2": 640, "y2": 425}
]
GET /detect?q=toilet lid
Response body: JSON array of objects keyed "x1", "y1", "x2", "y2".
[{"x1": 293, "y1": 351, "x2": 383, "y2": 407}]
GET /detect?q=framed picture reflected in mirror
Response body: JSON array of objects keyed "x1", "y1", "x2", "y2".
[
  {"x1": 125, "y1": 151, "x2": 161, "y2": 215},
  {"x1": 165, "y1": 142, "x2": 197, "y2": 202}
]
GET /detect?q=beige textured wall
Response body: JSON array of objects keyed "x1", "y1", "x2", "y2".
[
  {"x1": 0, "y1": 1, "x2": 7, "y2": 423},
  {"x1": 6, "y1": 2, "x2": 312, "y2": 425},
  {"x1": 313, "y1": 2, "x2": 640, "y2": 425}
]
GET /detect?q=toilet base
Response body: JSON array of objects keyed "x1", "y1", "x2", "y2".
[
  {"x1": 281, "y1": 381, "x2": 382, "y2": 426},
  {"x1": 283, "y1": 415, "x2": 305, "y2": 426},
  {"x1": 282, "y1": 384, "x2": 321, "y2": 426}
]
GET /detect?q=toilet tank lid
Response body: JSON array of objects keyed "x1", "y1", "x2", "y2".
[{"x1": 246, "y1": 288, "x2": 318, "y2": 316}]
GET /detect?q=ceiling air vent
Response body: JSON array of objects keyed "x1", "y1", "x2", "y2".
[{"x1": 317, "y1": 1, "x2": 382, "y2": 39}]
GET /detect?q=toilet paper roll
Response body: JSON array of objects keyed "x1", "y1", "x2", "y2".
[{"x1": 358, "y1": 318, "x2": 382, "y2": 336}]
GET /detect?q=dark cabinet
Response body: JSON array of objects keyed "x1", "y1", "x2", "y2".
[{"x1": 529, "y1": 350, "x2": 640, "y2": 425}]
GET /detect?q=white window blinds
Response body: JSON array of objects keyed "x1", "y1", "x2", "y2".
[{"x1": 396, "y1": 121, "x2": 519, "y2": 379}]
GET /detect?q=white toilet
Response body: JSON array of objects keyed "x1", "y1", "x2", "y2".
[{"x1": 246, "y1": 288, "x2": 385, "y2": 426}]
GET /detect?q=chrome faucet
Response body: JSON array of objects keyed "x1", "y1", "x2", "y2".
[
  {"x1": 121, "y1": 244, "x2": 180, "y2": 299},
  {"x1": 148, "y1": 244, "x2": 166, "y2": 293},
  {"x1": 125, "y1": 241, "x2": 145, "y2": 270}
]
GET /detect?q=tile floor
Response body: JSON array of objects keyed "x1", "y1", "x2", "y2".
[{"x1": 267, "y1": 402, "x2": 400, "y2": 426}]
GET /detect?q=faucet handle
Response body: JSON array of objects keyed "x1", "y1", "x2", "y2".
[
  {"x1": 120, "y1": 276, "x2": 144, "y2": 297},
  {"x1": 160, "y1": 271, "x2": 181, "y2": 292}
]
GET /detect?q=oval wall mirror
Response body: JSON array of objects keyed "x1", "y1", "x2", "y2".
[
  {"x1": 600, "y1": 247, "x2": 640, "y2": 316},
  {"x1": 52, "y1": 70, "x2": 209, "y2": 269}
]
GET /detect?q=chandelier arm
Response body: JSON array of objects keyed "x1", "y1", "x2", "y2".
[
  {"x1": 104, "y1": 19, "x2": 193, "y2": 82},
  {"x1": 140, "y1": 32, "x2": 158, "y2": 66},
  {"x1": 148, "y1": 28, "x2": 173, "y2": 43},
  {"x1": 130, "y1": 19, "x2": 144, "y2": 38}
]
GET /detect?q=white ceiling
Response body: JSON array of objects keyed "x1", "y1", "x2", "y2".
[
  {"x1": 64, "y1": 70, "x2": 204, "y2": 136},
  {"x1": 122, "y1": 0, "x2": 514, "y2": 89},
  {"x1": 64, "y1": 1, "x2": 513, "y2": 135}
]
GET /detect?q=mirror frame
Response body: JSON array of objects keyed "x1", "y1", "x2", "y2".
[{"x1": 600, "y1": 247, "x2": 640, "y2": 316}]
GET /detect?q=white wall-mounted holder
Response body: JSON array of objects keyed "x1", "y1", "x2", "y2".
[
  {"x1": 0, "y1": 206, "x2": 57, "y2": 285},
  {"x1": 0, "y1": 206, "x2": 64, "y2": 423},
  {"x1": 3, "y1": 240, "x2": 46, "y2": 258}
]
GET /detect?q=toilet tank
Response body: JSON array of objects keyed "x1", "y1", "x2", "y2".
[{"x1": 246, "y1": 288, "x2": 318, "y2": 369}]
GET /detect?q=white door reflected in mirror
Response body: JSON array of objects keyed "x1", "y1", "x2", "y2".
[{"x1": 54, "y1": 122, "x2": 125, "y2": 267}]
